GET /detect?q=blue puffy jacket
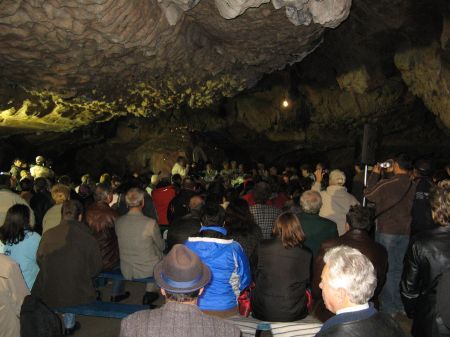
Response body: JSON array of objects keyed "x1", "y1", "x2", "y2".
[{"x1": 185, "y1": 234, "x2": 251, "y2": 311}]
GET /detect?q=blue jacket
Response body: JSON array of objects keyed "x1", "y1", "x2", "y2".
[
  {"x1": 185, "y1": 233, "x2": 251, "y2": 311},
  {"x1": 3, "y1": 230, "x2": 41, "y2": 289}
]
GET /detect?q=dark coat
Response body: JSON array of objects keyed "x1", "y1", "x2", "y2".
[
  {"x1": 166, "y1": 211, "x2": 202, "y2": 252},
  {"x1": 167, "y1": 189, "x2": 196, "y2": 224},
  {"x1": 30, "y1": 191, "x2": 54, "y2": 234},
  {"x1": 228, "y1": 225, "x2": 263, "y2": 276},
  {"x1": 410, "y1": 177, "x2": 436, "y2": 235},
  {"x1": 313, "y1": 229, "x2": 388, "y2": 304},
  {"x1": 316, "y1": 307, "x2": 404, "y2": 337},
  {"x1": 251, "y1": 238, "x2": 311, "y2": 322},
  {"x1": 401, "y1": 225, "x2": 450, "y2": 337},
  {"x1": 298, "y1": 212, "x2": 338, "y2": 258},
  {"x1": 85, "y1": 201, "x2": 120, "y2": 271},
  {"x1": 32, "y1": 220, "x2": 102, "y2": 308}
]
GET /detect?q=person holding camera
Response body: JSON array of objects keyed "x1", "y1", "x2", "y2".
[{"x1": 364, "y1": 153, "x2": 416, "y2": 317}]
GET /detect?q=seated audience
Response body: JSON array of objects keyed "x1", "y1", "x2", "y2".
[
  {"x1": 115, "y1": 188, "x2": 164, "y2": 305},
  {"x1": 312, "y1": 169, "x2": 359, "y2": 235},
  {"x1": 401, "y1": 180, "x2": 450, "y2": 337},
  {"x1": 119, "y1": 244, "x2": 241, "y2": 337},
  {"x1": 316, "y1": 246, "x2": 404, "y2": 337},
  {"x1": 166, "y1": 195, "x2": 204, "y2": 251},
  {"x1": 185, "y1": 200, "x2": 251, "y2": 317},
  {"x1": 0, "y1": 204, "x2": 40, "y2": 290},
  {"x1": 167, "y1": 177, "x2": 197, "y2": 223},
  {"x1": 0, "y1": 254, "x2": 30, "y2": 337},
  {"x1": 251, "y1": 212, "x2": 311, "y2": 322},
  {"x1": 249, "y1": 181, "x2": 282, "y2": 239},
  {"x1": 32, "y1": 200, "x2": 102, "y2": 333},
  {"x1": 313, "y1": 205, "x2": 388, "y2": 320},
  {"x1": 42, "y1": 183, "x2": 70, "y2": 233},
  {"x1": 151, "y1": 174, "x2": 177, "y2": 226},
  {"x1": 224, "y1": 198, "x2": 262, "y2": 273},
  {"x1": 171, "y1": 156, "x2": 189, "y2": 178},
  {"x1": 298, "y1": 190, "x2": 338, "y2": 258},
  {"x1": 85, "y1": 183, "x2": 129, "y2": 302}
]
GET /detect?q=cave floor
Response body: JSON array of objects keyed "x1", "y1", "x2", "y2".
[{"x1": 73, "y1": 282, "x2": 413, "y2": 337}]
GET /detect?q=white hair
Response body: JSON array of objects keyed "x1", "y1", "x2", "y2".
[
  {"x1": 300, "y1": 190, "x2": 322, "y2": 214},
  {"x1": 329, "y1": 169, "x2": 346, "y2": 186},
  {"x1": 125, "y1": 188, "x2": 145, "y2": 207},
  {"x1": 323, "y1": 245, "x2": 377, "y2": 304}
]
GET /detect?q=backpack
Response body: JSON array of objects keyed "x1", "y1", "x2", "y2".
[{"x1": 20, "y1": 295, "x2": 63, "y2": 337}]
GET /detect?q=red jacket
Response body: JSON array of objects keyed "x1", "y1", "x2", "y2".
[{"x1": 151, "y1": 185, "x2": 176, "y2": 225}]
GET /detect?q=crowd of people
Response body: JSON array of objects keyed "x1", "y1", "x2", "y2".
[{"x1": 0, "y1": 153, "x2": 449, "y2": 337}]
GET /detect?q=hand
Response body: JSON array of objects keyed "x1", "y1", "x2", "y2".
[{"x1": 314, "y1": 168, "x2": 323, "y2": 183}]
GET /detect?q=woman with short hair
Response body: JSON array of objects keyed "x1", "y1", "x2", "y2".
[
  {"x1": 0, "y1": 204, "x2": 41, "y2": 289},
  {"x1": 251, "y1": 212, "x2": 311, "y2": 322}
]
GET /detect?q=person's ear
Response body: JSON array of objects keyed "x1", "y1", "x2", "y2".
[
  {"x1": 344, "y1": 222, "x2": 350, "y2": 233},
  {"x1": 160, "y1": 288, "x2": 166, "y2": 296},
  {"x1": 199, "y1": 287, "x2": 204, "y2": 296}
]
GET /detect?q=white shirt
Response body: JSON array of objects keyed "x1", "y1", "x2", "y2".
[{"x1": 336, "y1": 303, "x2": 369, "y2": 315}]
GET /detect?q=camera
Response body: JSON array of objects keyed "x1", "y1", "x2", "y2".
[{"x1": 380, "y1": 161, "x2": 392, "y2": 169}]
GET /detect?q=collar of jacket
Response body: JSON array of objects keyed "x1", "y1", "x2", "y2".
[{"x1": 199, "y1": 226, "x2": 227, "y2": 235}]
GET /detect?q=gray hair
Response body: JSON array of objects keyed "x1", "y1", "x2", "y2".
[
  {"x1": 125, "y1": 188, "x2": 145, "y2": 207},
  {"x1": 300, "y1": 190, "x2": 322, "y2": 214},
  {"x1": 323, "y1": 245, "x2": 377, "y2": 304},
  {"x1": 329, "y1": 169, "x2": 346, "y2": 186}
]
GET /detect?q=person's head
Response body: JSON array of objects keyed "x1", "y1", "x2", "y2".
[
  {"x1": 201, "y1": 200, "x2": 225, "y2": 227},
  {"x1": 51, "y1": 184, "x2": 71, "y2": 204},
  {"x1": 430, "y1": 180, "x2": 450, "y2": 227},
  {"x1": 413, "y1": 159, "x2": 432, "y2": 178},
  {"x1": 34, "y1": 177, "x2": 49, "y2": 193},
  {"x1": 80, "y1": 174, "x2": 90, "y2": 185},
  {"x1": 300, "y1": 190, "x2": 322, "y2": 214},
  {"x1": 154, "y1": 244, "x2": 211, "y2": 304},
  {"x1": 222, "y1": 161, "x2": 230, "y2": 169},
  {"x1": 35, "y1": 155, "x2": 45, "y2": 166},
  {"x1": 172, "y1": 174, "x2": 182, "y2": 186},
  {"x1": 99, "y1": 173, "x2": 111, "y2": 185},
  {"x1": 0, "y1": 172, "x2": 11, "y2": 189},
  {"x1": 320, "y1": 246, "x2": 377, "y2": 313},
  {"x1": 272, "y1": 212, "x2": 305, "y2": 248},
  {"x1": 150, "y1": 174, "x2": 160, "y2": 186},
  {"x1": 393, "y1": 153, "x2": 412, "y2": 174},
  {"x1": 189, "y1": 195, "x2": 204, "y2": 212},
  {"x1": 253, "y1": 181, "x2": 272, "y2": 204},
  {"x1": 177, "y1": 156, "x2": 187, "y2": 167},
  {"x1": 224, "y1": 198, "x2": 255, "y2": 234},
  {"x1": 354, "y1": 163, "x2": 362, "y2": 174},
  {"x1": 231, "y1": 160, "x2": 238, "y2": 169},
  {"x1": 61, "y1": 200, "x2": 84, "y2": 221},
  {"x1": 0, "y1": 204, "x2": 31, "y2": 244},
  {"x1": 125, "y1": 188, "x2": 145, "y2": 209},
  {"x1": 206, "y1": 162, "x2": 213, "y2": 171},
  {"x1": 20, "y1": 170, "x2": 30, "y2": 180},
  {"x1": 13, "y1": 158, "x2": 23, "y2": 167},
  {"x1": 329, "y1": 170, "x2": 346, "y2": 186},
  {"x1": 57, "y1": 175, "x2": 72, "y2": 187},
  {"x1": 94, "y1": 183, "x2": 113, "y2": 203},
  {"x1": 182, "y1": 177, "x2": 195, "y2": 191},
  {"x1": 19, "y1": 178, "x2": 33, "y2": 192},
  {"x1": 345, "y1": 205, "x2": 373, "y2": 232},
  {"x1": 269, "y1": 166, "x2": 278, "y2": 176},
  {"x1": 300, "y1": 164, "x2": 311, "y2": 178}
]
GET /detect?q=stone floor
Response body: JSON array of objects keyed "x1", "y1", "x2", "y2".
[{"x1": 74, "y1": 282, "x2": 413, "y2": 337}]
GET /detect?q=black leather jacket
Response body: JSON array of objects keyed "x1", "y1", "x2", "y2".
[
  {"x1": 316, "y1": 312, "x2": 404, "y2": 337},
  {"x1": 401, "y1": 226, "x2": 450, "y2": 337}
]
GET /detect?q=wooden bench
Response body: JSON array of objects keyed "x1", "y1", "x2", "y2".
[
  {"x1": 226, "y1": 315, "x2": 322, "y2": 337},
  {"x1": 55, "y1": 301, "x2": 148, "y2": 319},
  {"x1": 97, "y1": 269, "x2": 154, "y2": 284}
]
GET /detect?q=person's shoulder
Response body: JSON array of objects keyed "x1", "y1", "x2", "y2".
[
  {"x1": 121, "y1": 308, "x2": 161, "y2": 329},
  {"x1": 201, "y1": 314, "x2": 241, "y2": 334}
]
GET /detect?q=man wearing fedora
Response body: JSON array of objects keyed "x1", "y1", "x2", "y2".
[{"x1": 119, "y1": 244, "x2": 241, "y2": 337}]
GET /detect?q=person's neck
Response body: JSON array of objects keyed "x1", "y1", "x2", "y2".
[
  {"x1": 129, "y1": 207, "x2": 142, "y2": 212},
  {"x1": 166, "y1": 298, "x2": 198, "y2": 306},
  {"x1": 335, "y1": 301, "x2": 369, "y2": 315}
]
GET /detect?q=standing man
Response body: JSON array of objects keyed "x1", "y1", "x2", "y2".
[
  {"x1": 115, "y1": 188, "x2": 164, "y2": 305},
  {"x1": 364, "y1": 153, "x2": 415, "y2": 316}
]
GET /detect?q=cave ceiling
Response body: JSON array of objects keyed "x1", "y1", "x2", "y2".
[{"x1": 0, "y1": 0, "x2": 449, "y2": 169}]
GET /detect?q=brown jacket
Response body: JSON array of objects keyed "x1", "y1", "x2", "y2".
[
  {"x1": 364, "y1": 173, "x2": 415, "y2": 234},
  {"x1": 85, "y1": 201, "x2": 120, "y2": 271},
  {"x1": 313, "y1": 229, "x2": 388, "y2": 321},
  {"x1": 32, "y1": 220, "x2": 102, "y2": 307}
]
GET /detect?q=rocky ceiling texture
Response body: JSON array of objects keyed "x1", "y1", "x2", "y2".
[
  {"x1": 0, "y1": 0, "x2": 351, "y2": 131},
  {"x1": 0, "y1": 0, "x2": 449, "y2": 175}
]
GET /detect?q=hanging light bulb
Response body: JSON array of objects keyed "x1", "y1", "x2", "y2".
[{"x1": 282, "y1": 99, "x2": 289, "y2": 108}]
